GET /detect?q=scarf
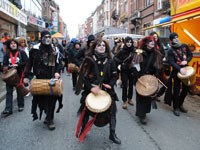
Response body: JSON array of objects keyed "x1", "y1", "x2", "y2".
[{"x1": 172, "y1": 46, "x2": 187, "y2": 65}]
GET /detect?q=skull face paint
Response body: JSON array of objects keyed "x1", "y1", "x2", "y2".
[
  {"x1": 126, "y1": 40, "x2": 133, "y2": 47},
  {"x1": 95, "y1": 41, "x2": 106, "y2": 53},
  {"x1": 147, "y1": 40, "x2": 155, "y2": 49},
  {"x1": 42, "y1": 34, "x2": 51, "y2": 45}
]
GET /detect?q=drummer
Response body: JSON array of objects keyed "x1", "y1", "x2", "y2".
[
  {"x1": 75, "y1": 38, "x2": 121, "y2": 144},
  {"x1": 1, "y1": 39, "x2": 28, "y2": 116},
  {"x1": 135, "y1": 36, "x2": 160, "y2": 124},
  {"x1": 23, "y1": 30, "x2": 63, "y2": 130},
  {"x1": 168, "y1": 32, "x2": 193, "y2": 116}
]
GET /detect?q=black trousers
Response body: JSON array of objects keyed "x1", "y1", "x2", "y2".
[
  {"x1": 72, "y1": 72, "x2": 78, "y2": 88},
  {"x1": 121, "y1": 72, "x2": 134, "y2": 102},
  {"x1": 172, "y1": 74, "x2": 189, "y2": 109},
  {"x1": 135, "y1": 92, "x2": 152, "y2": 118},
  {"x1": 32, "y1": 95, "x2": 57, "y2": 121}
]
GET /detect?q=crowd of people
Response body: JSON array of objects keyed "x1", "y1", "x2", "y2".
[{"x1": 0, "y1": 29, "x2": 198, "y2": 145}]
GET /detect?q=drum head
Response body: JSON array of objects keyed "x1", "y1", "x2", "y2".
[
  {"x1": 86, "y1": 90, "x2": 112, "y2": 113},
  {"x1": 177, "y1": 66, "x2": 195, "y2": 79},
  {"x1": 1, "y1": 68, "x2": 17, "y2": 80},
  {"x1": 136, "y1": 75, "x2": 158, "y2": 97}
]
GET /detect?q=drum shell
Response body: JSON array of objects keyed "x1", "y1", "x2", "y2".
[
  {"x1": 177, "y1": 66, "x2": 196, "y2": 86},
  {"x1": 30, "y1": 79, "x2": 63, "y2": 96},
  {"x1": 1, "y1": 68, "x2": 20, "y2": 86},
  {"x1": 87, "y1": 109, "x2": 111, "y2": 127},
  {"x1": 17, "y1": 84, "x2": 30, "y2": 97},
  {"x1": 68, "y1": 63, "x2": 79, "y2": 73}
]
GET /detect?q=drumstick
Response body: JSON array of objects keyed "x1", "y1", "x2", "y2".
[
  {"x1": 157, "y1": 78, "x2": 168, "y2": 89},
  {"x1": 138, "y1": 78, "x2": 147, "y2": 88}
]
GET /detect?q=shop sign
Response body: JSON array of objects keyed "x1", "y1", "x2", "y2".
[
  {"x1": 0, "y1": 0, "x2": 27, "y2": 25},
  {"x1": 189, "y1": 53, "x2": 200, "y2": 90},
  {"x1": 170, "y1": 0, "x2": 200, "y2": 15},
  {"x1": 28, "y1": 16, "x2": 45, "y2": 28}
]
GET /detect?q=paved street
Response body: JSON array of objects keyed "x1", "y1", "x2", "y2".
[{"x1": 0, "y1": 72, "x2": 200, "y2": 150}]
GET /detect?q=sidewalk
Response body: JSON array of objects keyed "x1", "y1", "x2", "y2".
[{"x1": 0, "y1": 78, "x2": 6, "y2": 102}]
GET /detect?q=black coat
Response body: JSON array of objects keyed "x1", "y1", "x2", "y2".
[{"x1": 24, "y1": 43, "x2": 62, "y2": 79}]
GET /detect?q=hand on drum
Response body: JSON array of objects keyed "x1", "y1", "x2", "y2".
[
  {"x1": 91, "y1": 86, "x2": 101, "y2": 95},
  {"x1": 23, "y1": 78, "x2": 29, "y2": 84},
  {"x1": 103, "y1": 83, "x2": 111, "y2": 89},
  {"x1": 180, "y1": 68, "x2": 187, "y2": 75},
  {"x1": 54, "y1": 73, "x2": 60, "y2": 79},
  {"x1": 180, "y1": 60, "x2": 187, "y2": 66}
]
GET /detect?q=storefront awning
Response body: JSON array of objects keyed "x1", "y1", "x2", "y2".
[
  {"x1": 143, "y1": 8, "x2": 200, "y2": 31},
  {"x1": 143, "y1": 21, "x2": 173, "y2": 30},
  {"x1": 171, "y1": 7, "x2": 200, "y2": 22}
]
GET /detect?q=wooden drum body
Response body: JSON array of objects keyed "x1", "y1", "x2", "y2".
[
  {"x1": 177, "y1": 66, "x2": 196, "y2": 86},
  {"x1": 30, "y1": 79, "x2": 63, "y2": 96},
  {"x1": 86, "y1": 90, "x2": 112, "y2": 127},
  {"x1": 68, "y1": 63, "x2": 79, "y2": 73},
  {"x1": 136, "y1": 75, "x2": 159, "y2": 97},
  {"x1": 1, "y1": 68, "x2": 20, "y2": 86}
]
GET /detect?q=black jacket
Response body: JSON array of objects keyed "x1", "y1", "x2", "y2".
[{"x1": 24, "y1": 43, "x2": 62, "y2": 79}]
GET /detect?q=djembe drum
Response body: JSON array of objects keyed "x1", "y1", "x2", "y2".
[
  {"x1": 1, "y1": 68, "x2": 20, "y2": 86},
  {"x1": 136, "y1": 75, "x2": 159, "y2": 97},
  {"x1": 30, "y1": 79, "x2": 63, "y2": 96},
  {"x1": 86, "y1": 90, "x2": 112, "y2": 127},
  {"x1": 67, "y1": 63, "x2": 79, "y2": 73},
  {"x1": 1, "y1": 68, "x2": 29, "y2": 96},
  {"x1": 177, "y1": 66, "x2": 196, "y2": 86}
]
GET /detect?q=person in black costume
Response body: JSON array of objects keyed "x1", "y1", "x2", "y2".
[
  {"x1": 168, "y1": 32, "x2": 193, "y2": 116},
  {"x1": 75, "y1": 34, "x2": 96, "y2": 68},
  {"x1": 114, "y1": 36, "x2": 138, "y2": 109},
  {"x1": 135, "y1": 36, "x2": 159, "y2": 125},
  {"x1": 68, "y1": 40, "x2": 82, "y2": 90},
  {"x1": 75, "y1": 39, "x2": 121, "y2": 144},
  {"x1": 23, "y1": 30, "x2": 63, "y2": 130}
]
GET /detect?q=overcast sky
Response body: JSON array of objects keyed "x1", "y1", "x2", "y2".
[{"x1": 55, "y1": 0, "x2": 102, "y2": 38}]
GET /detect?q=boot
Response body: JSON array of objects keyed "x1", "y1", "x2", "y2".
[
  {"x1": 128, "y1": 99, "x2": 134, "y2": 105},
  {"x1": 179, "y1": 105, "x2": 188, "y2": 113},
  {"x1": 47, "y1": 120, "x2": 56, "y2": 130},
  {"x1": 139, "y1": 116, "x2": 147, "y2": 125},
  {"x1": 109, "y1": 130, "x2": 121, "y2": 144},
  {"x1": 173, "y1": 108, "x2": 180, "y2": 116},
  {"x1": 122, "y1": 101, "x2": 127, "y2": 109}
]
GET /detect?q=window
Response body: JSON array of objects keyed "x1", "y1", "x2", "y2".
[
  {"x1": 157, "y1": 0, "x2": 162, "y2": 10},
  {"x1": 146, "y1": 0, "x2": 150, "y2": 7}
]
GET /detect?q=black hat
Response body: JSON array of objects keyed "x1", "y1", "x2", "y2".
[
  {"x1": 87, "y1": 34, "x2": 95, "y2": 46},
  {"x1": 74, "y1": 40, "x2": 81, "y2": 46},
  {"x1": 41, "y1": 30, "x2": 51, "y2": 39},
  {"x1": 169, "y1": 32, "x2": 178, "y2": 41}
]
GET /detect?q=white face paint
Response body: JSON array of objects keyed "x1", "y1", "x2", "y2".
[
  {"x1": 95, "y1": 41, "x2": 106, "y2": 53},
  {"x1": 10, "y1": 41, "x2": 17, "y2": 50},
  {"x1": 126, "y1": 40, "x2": 133, "y2": 47},
  {"x1": 147, "y1": 40, "x2": 155, "y2": 48},
  {"x1": 42, "y1": 34, "x2": 51, "y2": 45}
]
